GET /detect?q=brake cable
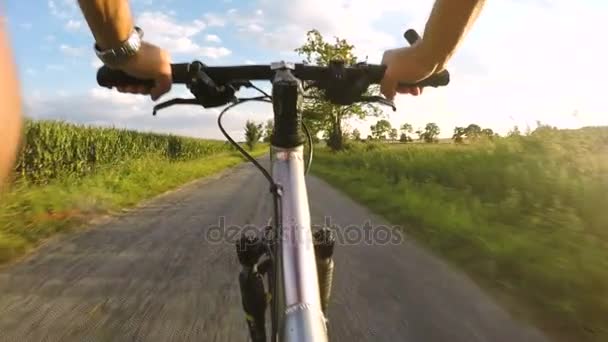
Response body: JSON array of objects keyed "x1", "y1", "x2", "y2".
[
  {"x1": 217, "y1": 96, "x2": 275, "y2": 186},
  {"x1": 302, "y1": 122, "x2": 313, "y2": 174}
]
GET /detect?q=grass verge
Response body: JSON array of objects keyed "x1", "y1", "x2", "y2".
[
  {"x1": 0, "y1": 146, "x2": 267, "y2": 265},
  {"x1": 312, "y1": 129, "x2": 608, "y2": 342}
]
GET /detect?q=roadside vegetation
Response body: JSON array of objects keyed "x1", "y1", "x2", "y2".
[
  {"x1": 312, "y1": 125, "x2": 608, "y2": 342},
  {"x1": 289, "y1": 29, "x2": 608, "y2": 341},
  {"x1": 0, "y1": 119, "x2": 267, "y2": 264}
]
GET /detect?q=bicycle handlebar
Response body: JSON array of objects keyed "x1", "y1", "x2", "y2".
[
  {"x1": 97, "y1": 28, "x2": 450, "y2": 92},
  {"x1": 96, "y1": 28, "x2": 449, "y2": 111},
  {"x1": 97, "y1": 62, "x2": 449, "y2": 90}
]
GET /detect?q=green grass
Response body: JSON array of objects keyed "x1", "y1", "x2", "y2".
[
  {"x1": 313, "y1": 127, "x2": 608, "y2": 342},
  {"x1": 0, "y1": 120, "x2": 268, "y2": 265}
]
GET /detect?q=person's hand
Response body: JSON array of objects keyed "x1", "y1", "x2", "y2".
[
  {"x1": 114, "y1": 42, "x2": 172, "y2": 101},
  {"x1": 380, "y1": 44, "x2": 436, "y2": 101}
]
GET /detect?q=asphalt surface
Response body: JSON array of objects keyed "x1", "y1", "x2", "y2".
[{"x1": 0, "y1": 159, "x2": 549, "y2": 342}]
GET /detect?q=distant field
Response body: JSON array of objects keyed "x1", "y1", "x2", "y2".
[
  {"x1": 0, "y1": 120, "x2": 266, "y2": 264},
  {"x1": 312, "y1": 127, "x2": 608, "y2": 342}
]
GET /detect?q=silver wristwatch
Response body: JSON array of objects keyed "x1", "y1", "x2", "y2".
[{"x1": 94, "y1": 26, "x2": 143, "y2": 67}]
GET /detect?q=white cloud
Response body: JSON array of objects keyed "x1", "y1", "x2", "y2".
[
  {"x1": 205, "y1": 34, "x2": 222, "y2": 43},
  {"x1": 200, "y1": 47, "x2": 232, "y2": 59},
  {"x1": 204, "y1": 13, "x2": 226, "y2": 27},
  {"x1": 136, "y1": 12, "x2": 231, "y2": 59},
  {"x1": 48, "y1": 0, "x2": 78, "y2": 20},
  {"x1": 59, "y1": 44, "x2": 86, "y2": 57},
  {"x1": 65, "y1": 19, "x2": 83, "y2": 31},
  {"x1": 244, "y1": 23, "x2": 264, "y2": 33},
  {"x1": 25, "y1": 68, "x2": 37, "y2": 76}
]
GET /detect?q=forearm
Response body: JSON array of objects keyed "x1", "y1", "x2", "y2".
[
  {"x1": 77, "y1": 0, "x2": 133, "y2": 50},
  {"x1": 420, "y1": 0, "x2": 486, "y2": 71},
  {"x1": 0, "y1": 24, "x2": 23, "y2": 186}
]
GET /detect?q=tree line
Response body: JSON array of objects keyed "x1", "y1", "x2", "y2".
[
  {"x1": 242, "y1": 28, "x2": 527, "y2": 151},
  {"x1": 243, "y1": 117, "x2": 523, "y2": 149}
]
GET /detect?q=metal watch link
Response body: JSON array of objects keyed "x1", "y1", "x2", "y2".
[{"x1": 94, "y1": 26, "x2": 143, "y2": 67}]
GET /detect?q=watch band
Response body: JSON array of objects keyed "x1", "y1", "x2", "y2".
[{"x1": 94, "y1": 26, "x2": 144, "y2": 67}]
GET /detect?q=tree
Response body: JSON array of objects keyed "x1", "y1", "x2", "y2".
[
  {"x1": 400, "y1": 123, "x2": 413, "y2": 134},
  {"x1": 389, "y1": 128, "x2": 398, "y2": 141},
  {"x1": 244, "y1": 120, "x2": 263, "y2": 150},
  {"x1": 415, "y1": 128, "x2": 424, "y2": 141},
  {"x1": 452, "y1": 126, "x2": 466, "y2": 144},
  {"x1": 352, "y1": 128, "x2": 361, "y2": 141},
  {"x1": 464, "y1": 123, "x2": 482, "y2": 141},
  {"x1": 507, "y1": 125, "x2": 521, "y2": 137},
  {"x1": 295, "y1": 29, "x2": 381, "y2": 151},
  {"x1": 370, "y1": 119, "x2": 392, "y2": 140},
  {"x1": 262, "y1": 119, "x2": 273, "y2": 143},
  {"x1": 400, "y1": 123, "x2": 413, "y2": 142},
  {"x1": 422, "y1": 122, "x2": 440, "y2": 143},
  {"x1": 481, "y1": 128, "x2": 495, "y2": 140}
]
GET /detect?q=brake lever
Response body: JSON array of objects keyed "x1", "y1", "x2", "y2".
[
  {"x1": 152, "y1": 98, "x2": 200, "y2": 116},
  {"x1": 360, "y1": 96, "x2": 396, "y2": 111}
]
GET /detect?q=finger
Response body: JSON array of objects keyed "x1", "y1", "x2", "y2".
[
  {"x1": 397, "y1": 85, "x2": 423, "y2": 95},
  {"x1": 134, "y1": 85, "x2": 150, "y2": 94},
  {"x1": 151, "y1": 73, "x2": 172, "y2": 101},
  {"x1": 380, "y1": 77, "x2": 397, "y2": 101},
  {"x1": 123, "y1": 85, "x2": 140, "y2": 94},
  {"x1": 396, "y1": 86, "x2": 415, "y2": 94}
]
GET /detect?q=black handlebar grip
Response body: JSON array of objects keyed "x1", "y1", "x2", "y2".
[
  {"x1": 97, "y1": 63, "x2": 193, "y2": 88},
  {"x1": 97, "y1": 66, "x2": 155, "y2": 89},
  {"x1": 404, "y1": 29, "x2": 421, "y2": 45},
  {"x1": 398, "y1": 28, "x2": 450, "y2": 88}
]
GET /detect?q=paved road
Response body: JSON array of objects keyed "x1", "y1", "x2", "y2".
[{"x1": 0, "y1": 160, "x2": 548, "y2": 342}]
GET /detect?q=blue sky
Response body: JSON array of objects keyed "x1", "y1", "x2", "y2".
[{"x1": 2, "y1": 0, "x2": 607, "y2": 140}]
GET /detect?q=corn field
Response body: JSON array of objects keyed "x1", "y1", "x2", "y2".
[{"x1": 14, "y1": 120, "x2": 232, "y2": 184}]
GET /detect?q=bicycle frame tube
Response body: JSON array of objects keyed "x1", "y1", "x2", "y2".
[{"x1": 269, "y1": 62, "x2": 328, "y2": 342}]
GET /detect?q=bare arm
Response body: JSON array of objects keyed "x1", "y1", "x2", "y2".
[
  {"x1": 77, "y1": 0, "x2": 134, "y2": 50},
  {"x1": 76, "y1": 0, "x2": 172, "y2": 101},
  {"x1": 0, "y1": 22, "x2": 23, "y2": 187},
  {"x1": 420, "y1": 0, "x2": 487, "y2": 73}
]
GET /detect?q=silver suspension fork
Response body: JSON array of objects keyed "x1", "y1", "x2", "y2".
[{"x1": 271, "y1": 145, "x2": 328, "y2": 342}]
